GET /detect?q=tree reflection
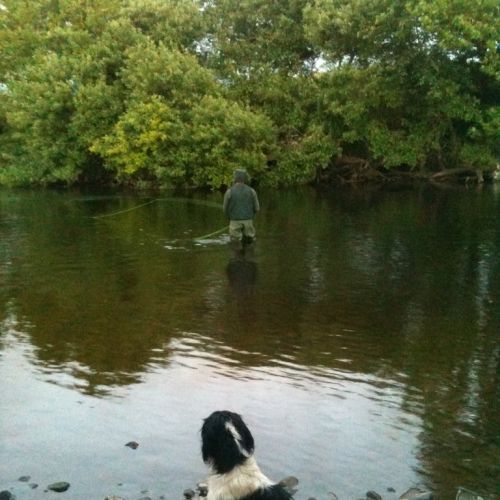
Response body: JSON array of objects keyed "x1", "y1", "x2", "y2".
[{"x1": 0, "y1": 187, "x2": 499, "y2": 494}]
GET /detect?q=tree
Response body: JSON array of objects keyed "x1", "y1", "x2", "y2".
[
  {"x1": 0, "y1": 0, "x2": 498, "y2": 187},
  {"x1": 91, "y1": 42, "x2": 275, "y2": 188},
  {"x1": 201, "y1": 0, "x2": 339, "y2": 184},
  {"x1": 304, "y1": 0, "x2": 500, "y2": 173}
]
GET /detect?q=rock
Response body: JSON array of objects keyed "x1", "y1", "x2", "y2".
[
  {"x1": 104, "y1": 496, "x2": 125, "y2": 500},
  {"x1": 18, "y1": 476, "x2": 30, "y2": 482},
  {"x1": 197, "y1": 482, "x2": 208, "y2": 497},
  {"x1": 0, "y1": 491, "x2": 15, "y2": 500},
  {"x1": 387, "y1": 488, "x2": 396, "y2": 493},
  {"x1": 47, "y1": 481, "x2": 70, "y2": 493},
  {"x1": 183, "y1": 489, "x2": 196, "y2": 499},
  {"x1": 414, "y1": 494, "x2": 434, "y2": 500},
  {"x1": 328, "y1": 493, "x2": 339, "y2": 500},
  {"x1": 367, "y1": 491, "x2": 382, "y2": 500},
  {"x1": 399, "y1": 488, "x2": 434, "y2": 500},
  {"x1": 125, "y1": 441, "x2": 139, "y2": 449},
  {"x1": 29, "y1": 484, "x2": 38, "y2": 489},
  {"x1": 279, "y1": 476, "x2": 299, "y2": 496},
  {"x1": 456, "y1": 487, "x2": 485, "y2": 500}
]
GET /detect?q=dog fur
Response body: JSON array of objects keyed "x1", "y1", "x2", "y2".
[{"x1": 201, "y1": 411, "x2": 292, "y2": 500}]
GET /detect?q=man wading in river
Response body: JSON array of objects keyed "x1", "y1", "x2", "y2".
[{"x1": 223, "y1": 169, "x2": 260, "y2": 246}]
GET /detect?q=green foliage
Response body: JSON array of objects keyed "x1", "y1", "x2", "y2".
[
  {"x1": 414, "y1": 0, "x2": 499, "y2": 74},
  {"x1": 88, "y1": 39, "x2": 275, "y2": 188},
  {"x1": 3, "y1": 52, "x2": 84, "y2": 184},
  {"x1": 189, "y1": 96, "x2": 275, "y2": 187},
  {"x1": 270, "y1": 124, "x2": 339, "y2": 184},
  {"x1": 122, "y1": 41, "x2": 216, "y2": 103},
  {"x1": 120, "y1": 0, "x2": 204, "y2": 48},
  {"x1": 303, "y1": 0, "x2": 499, "y2": 171},
  {"x1": 0, "y1": 0, "x2": 498, "y2": 187},
  {"x1": 91, "y1": 92, "x2": 275, "y2": 188},
  {"x1": 203, "y1": 0, "x2": 316, "y2": 75}
]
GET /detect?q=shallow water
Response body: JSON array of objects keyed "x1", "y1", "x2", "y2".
[{"x1": 0, "y1": 186, "x2": 499, "y2": 500}]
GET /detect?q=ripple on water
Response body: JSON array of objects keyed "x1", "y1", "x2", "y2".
[{"x1": 163, "y1": 332, "x2": 426, "y2": 424}]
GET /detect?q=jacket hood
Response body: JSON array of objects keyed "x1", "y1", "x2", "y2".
[{"x1": 233, "y1": 169, "x2": 247, "y2": 183}]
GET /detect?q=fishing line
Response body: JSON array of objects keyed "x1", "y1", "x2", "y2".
[
  {"x1": 90, "y1": 197, "x2": 227, "y2": 240},
  {"x1": 156, "y1": 197, "x2": 221, "y2": 209},
  {"x1": 90, "y1": 198, "x2": 158, "y2": 218}
]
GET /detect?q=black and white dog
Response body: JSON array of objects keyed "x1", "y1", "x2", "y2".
[{"x1": 201, "y1": 410, "x2": 293, "y2": 500}]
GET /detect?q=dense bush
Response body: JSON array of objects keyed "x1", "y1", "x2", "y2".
[{"x1": 0, "y1": 0, "x2": 498, "y2": 187}]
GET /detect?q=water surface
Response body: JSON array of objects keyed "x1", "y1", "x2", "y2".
[{"x1": 0, "y1": 186, "x2": 499, "y2": 499}]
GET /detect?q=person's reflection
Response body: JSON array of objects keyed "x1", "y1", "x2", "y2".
[{"x1": 226, "y1": 241, "x2": 257, "y2": 296}]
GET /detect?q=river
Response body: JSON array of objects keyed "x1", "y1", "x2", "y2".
[{"x1": 0, "y1": 185, "x2": 499, "y2": 499}]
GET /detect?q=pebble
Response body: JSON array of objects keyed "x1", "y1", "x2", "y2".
[
  {"x1": 18, "y1": 476, "x2": 30, "y2": 482},
  {"x1": 104, "y1": 497, "x2": 125, "y2": 500},
  {"x1": 399, "y1": 488, "x2": 434, "y2": 500},
  {"x1": 47, "y1": 481, "x2": 70, "y2": 492},
  {"x1": 196, "y1": 483, "x2": 208, "y2": 497},
  {"x1": 0, "y1": 492, "x2": 14, "y2": 500},
  {"x1": 125, "y1": 441, "x2": 139, "y2": 449},
  {"x1": 184, "y1": 488, "x2": 196, "y2": 499},
  {"x1": 279, "y1": 476, "x2": 299, "y2": 495},
  {"x1": 367, "y1": 491, "x2": 383, "y2": 500},
  {"x1": 456, "y1": 487, "x2": 485, "y2": 500}
]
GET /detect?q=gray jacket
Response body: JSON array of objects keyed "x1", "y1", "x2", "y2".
[{"x1": 223, "y1": 183, "x2": 260, "y2": 220}]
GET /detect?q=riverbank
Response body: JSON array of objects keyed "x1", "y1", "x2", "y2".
[
  {"x1": 320, "y1": 159, "x2": 500, "y2": 186},
  {"x1": 0, "y1": 477, "x2": 488, "y2": 500}
]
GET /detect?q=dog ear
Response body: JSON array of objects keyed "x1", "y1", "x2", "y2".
[
  {"x1": 201, "y1": 411, "x2": 254, "y2": 474},
  {"x1": 227, "y1": 412, "x2": 254, "y2": 456}
]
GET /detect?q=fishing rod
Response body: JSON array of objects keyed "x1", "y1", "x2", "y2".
[{"x1": 192, "y1": 226, "x2": 227, "y2": 240}]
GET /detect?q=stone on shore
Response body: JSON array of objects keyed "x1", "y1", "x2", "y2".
[
  {"x1": 456, "y1": 487, "x2": 485, "y2": 500},
  {"x1": 399, "y1": 487, "x2": 434, "y2": 500},
  {"x1": 183, "y1": 488, "x2": 196, "y2": 499},
  {"x1": 279, "y1": 476, "x2": 299, "y2": 496},
  {"x1": 196, "y1": 482, "x2": 208, "y2": 497},
  {"x1": 47, "y1": 481, "x2": 70, "y2": 493},
  {"x1": 0, "y1": 491, "x2": 15, "y2": 500}
]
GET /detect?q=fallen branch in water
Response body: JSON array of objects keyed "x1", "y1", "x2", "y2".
[{"x1": 431, "y1": 167, "x2": 484, "y2": 181}]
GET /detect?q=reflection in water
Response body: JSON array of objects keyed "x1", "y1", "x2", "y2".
[
  {"x1": 0, "y1": 187, "x2": 499, "y2": 499},
  {"x1": 226, "y1": 243, "x2": 258, "y2": 296}
]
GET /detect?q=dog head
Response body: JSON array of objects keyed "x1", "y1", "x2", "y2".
[{"x1": 201, "y1": 410, "x2": 255, "y2": 474}]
